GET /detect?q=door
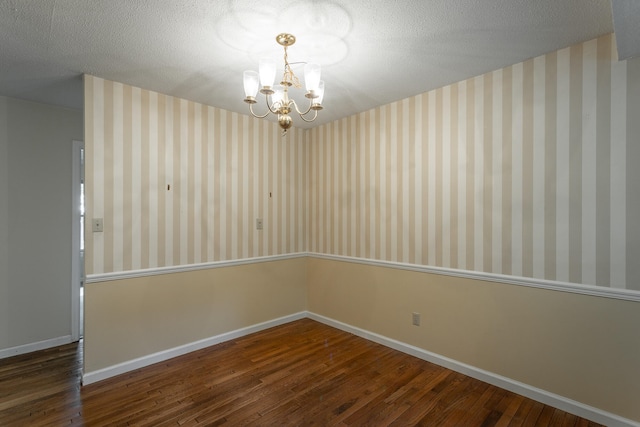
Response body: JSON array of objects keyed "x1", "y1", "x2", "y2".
[{"x1": 71, "y1": 140, "x2": 84, "y2": 341}]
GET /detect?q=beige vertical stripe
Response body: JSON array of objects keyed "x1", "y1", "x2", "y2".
[
  {"x1": 237, "y1": 114, "x2": 245, "y2": 259},
  {"x1": 321, "y1": 125, "x2": 327, "y2": 253},
  {"x1": 350, "y1": 117, "x2": 357, "y2": 257},
  {"x1": 521, "y1": 59, "x2": 534, "y2": 278},
  {"x1": 473, "y1": 76, "x2": 484, "y2": 271},
  {"x1": 404, "y1": 98, "x2": 414, "y2": 264},
  {"x1": 532, "y1": 55, "x2": 545, "y2": 278},
  {"x1": 385, "y1": 104, "x2": 393, "y2": 261},
  {"x1": 569, "y1": 43, "x2": 583, "y2": 284},
  {"x1": 449, "y1": 84, "x2": 459, "y2": 269},
  {"x1": 246, "y1": 115, "x2": 254, "y2": 258},
  {"x1": 103, "y1": 79, "x2": 114, "y2": 273},
  {"x1": 140, "y1": 89, "x2": 150, "y2": 269},
  {"x1": 544, "y1": 52, "x2": 558, "y2": 280},
  {"x1": 456, "y1": 83, "x2": 467, "y2": 270},
  {"x1": 329, "y1": 121, "x2": 335, "y2": 254},
  {"x1": 114, "y1": 83, "x2": 125, "y2": 273},
  {"x1": 582, "y1": 39, "x2": 598, "y2": 285},
  {"x1": 501, "y1": 67, "x2": 513, "y2": 276},
  {"x1": 511, "y1": 63, "x2": 524, "y2": 277},
  {"x1": 206, "y1": 107, "x2": 215, "y2": 260},
  {"x1": 441, "y1": 86, "x2": 450, "y2": 268},
  {"x1": 596, "y1": 35, "x2": 612, "y2": 286},
  {"x1": 186, "y1": 101, "x2": 195, "y2": 264},
  {"x1": 393, "y1": 102, "x2": 402, "y2": 262},
  {"x1": 309, "y1": 127, "x2": 315, "y2": 252},
  {"x1": 483, "y1": 73, "x2": 493, "y2": 273},
  {"x1": 131, "y1": 87, "x2": 142, "y2": 270},
  {"x1": 225, "y1": 111, "x2": 234, "y2": 259},
  {"x1": 427, "y1": 91, "x2": 436, "y2": 266},
  {"x1": 419, "y1": 94, "x2": 428, "y2": 265},
  {"x1": 556, "y1": 47, "x2": 571, "y2": 282},
  {"x1": 173, "y1": 97, "x2": 182, "y2": 265},
  {"x1": 213, "y1": 109, "x2": 221, "y2": 260},
  {"x1": 373, "y1": 108, "x2": 380, "y2": 260},
  {"x1": 410, "y1": 96, "x2": 419, "y2": 265},
  {"x1": 434, "y1": 88, "x2": 443, "y2": 267},
  {"x1": 200, "y1": 105, "x2": 208, "y2": 262},
  {"x1": 156, "y1": 94, "x2": 166, "y2": 267},
  {"x1": 122, "y1": 84, "x2": 133, "y2": 272},
  {"x1": 465, "y1": 77, "x2": 475, "y2": 271},
  {"x1": 335, "y1": 121, "x2": 342, "y2": 255},
  {"x1": 285, "y1": 127, "x2": 292, "y2": 255},
  {"x1": 356, "y1": 114, "x2": 363, "y2": 257},
  {"x1": 491, "y1": 71, "x2": 502, "y2": 275}
]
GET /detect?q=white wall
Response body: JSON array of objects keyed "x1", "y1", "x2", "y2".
[{"x1": 0, "y1": 96, "x2": 83, "y2": 355}]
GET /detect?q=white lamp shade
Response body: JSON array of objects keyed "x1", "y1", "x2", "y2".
[
  {"x1": 259, "y1": 58, "x2": 276, "y2": 88},
  {"x1": 315, "y1": 81, "x2": 325, "y2": 104},
  {"x1": 243, "y1": 71, "x2": 259, "y2": 98},
  {"x1": 304, "y1": 63, "x2": 321, "y2": 92}
]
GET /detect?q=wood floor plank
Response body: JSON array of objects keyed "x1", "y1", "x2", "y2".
[{"x1": 0, "y1": 318, "x2": 606, "y2": 426}]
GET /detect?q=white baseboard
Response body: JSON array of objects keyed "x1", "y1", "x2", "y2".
[
  {"x1": 0, "y1": 335, "x2": 73, "y2": 359},
  {"x1": 307, "y1": 312, "x2": 640, "y2": 427},
  {"x1": 81, "y1": 312, "x2": 306, "y2": 385}
]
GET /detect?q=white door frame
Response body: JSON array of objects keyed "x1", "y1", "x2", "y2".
[{"x1": 71, "y1": 140, "x2": 84, "y2": 341}]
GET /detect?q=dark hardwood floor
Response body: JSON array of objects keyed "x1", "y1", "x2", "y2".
[{"x1": 0, "y1": 318, "x2": 603, "y2": 426}]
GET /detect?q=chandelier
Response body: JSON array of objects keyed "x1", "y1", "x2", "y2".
[{"x1": 243, "y1": 33, "x2": 324, "y2": 136}]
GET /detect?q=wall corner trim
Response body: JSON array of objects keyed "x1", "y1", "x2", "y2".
[
  {"x1": 308, "y1": 253, "x2": 640, "y2": 303},
  {"x1": 307, "y1": 312, "x2": 640, "y2": 427},
  {"x1": 85, "y1": 253, "x2": 308, "y2": 284}
]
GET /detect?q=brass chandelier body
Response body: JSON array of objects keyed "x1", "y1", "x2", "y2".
[{"x1": 243, "y1": 33, "x2": 324, "y2": 135}]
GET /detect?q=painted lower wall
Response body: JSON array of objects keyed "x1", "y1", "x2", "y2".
[
  {"x1": 306, "y1": 256, "x2": 640, "y2": 423},
  {"x1": 0, "y1": 96, "x2": 83, "y2": 354},
  {"x1": 83, "y1": 257, "x2": 307, "y2": 374}
]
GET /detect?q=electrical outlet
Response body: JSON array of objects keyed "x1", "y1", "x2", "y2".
[
  {"x1": 92, "y1": 218, "x2": 104, "y2": 232},
  {"x1": 256, "y1": 218, "x2": 263, "y2": 230},
  {"x1": 412, "y1": 312, "x2": 421, "y2": 326}
]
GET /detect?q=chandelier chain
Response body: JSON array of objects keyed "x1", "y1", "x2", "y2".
[{"x1": 282, "y1": 46, "x2": 301, "y2": 88}]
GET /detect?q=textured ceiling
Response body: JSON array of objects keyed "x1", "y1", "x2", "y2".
[{"x1": 0, "y1": 0, "x2": 616, "y2": 128}]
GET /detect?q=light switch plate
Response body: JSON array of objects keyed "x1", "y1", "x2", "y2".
[{"x1": 92, "y1": 218, "x2": 104, "y2": 232}]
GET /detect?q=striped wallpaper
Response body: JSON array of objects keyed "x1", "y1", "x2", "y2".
[
  {"x1": 85, "y1": 34, "x2": 639, "y2": 291},
  {"x1": 84, "y1": 75, "x2": 307, "y2": 275},
  {"x1": 306, "y1": 33, "x2": 640, "y2": 290}
]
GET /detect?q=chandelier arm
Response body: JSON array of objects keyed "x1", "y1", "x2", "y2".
[
  {"x1": 297, "y1": 109, "x2": 319, "y2": 123},
  {"x1": 264, "y1": 95, "x2": 282, "y2": 114},
  {"x1": 248, "y1": 103, "x2": 272, "y2": 119},
  {"x1": 290, "y1": 99, "x2": 314, "y2": 116}
]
